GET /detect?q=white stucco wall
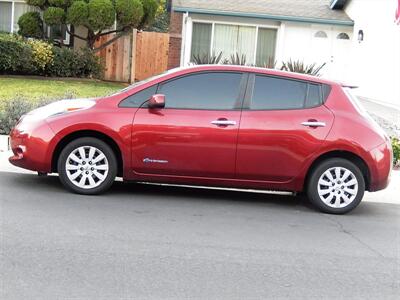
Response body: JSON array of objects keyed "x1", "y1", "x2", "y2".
[{"x1": 345, "y1": 0, "x2": 400, "y2": 107}]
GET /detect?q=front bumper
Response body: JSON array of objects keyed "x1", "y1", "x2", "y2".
[{"x1": 9, "y1": 119, "x2": 58, "y2": 173}]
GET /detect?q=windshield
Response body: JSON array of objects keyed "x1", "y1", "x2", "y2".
[{"x1": 111, "y1": 68, "x2": 181, "y2": 95}]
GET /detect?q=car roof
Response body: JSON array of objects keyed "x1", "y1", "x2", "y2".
[{"x1": 168, "y1": 64, "x2": 337, "y2": 86}]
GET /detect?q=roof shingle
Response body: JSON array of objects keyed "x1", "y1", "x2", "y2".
[{"x1": 173, "y1": 0, "x2": 353, "y2": 24}]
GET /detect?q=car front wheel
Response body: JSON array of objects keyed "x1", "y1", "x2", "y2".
[
  {"x1": 307, "y1": 158, "x2": 365, "y2": 214},
  {"x1": 57, "y1": 137, "x2": 117, "y2": 195}
]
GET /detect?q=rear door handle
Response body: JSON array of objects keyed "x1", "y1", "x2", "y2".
[
  {"x1": 301, "y1": 121, "x2": 326, "y2": 127},
  {"x1": 211, "y1": 120, "x2": 237, "y2": 126}
]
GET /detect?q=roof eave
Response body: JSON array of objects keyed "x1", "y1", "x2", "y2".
[{"x1": 174, "y1": 7, "x2": 354, "y2": 26}]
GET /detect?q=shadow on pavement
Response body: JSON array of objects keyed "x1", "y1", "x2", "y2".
[{"x1": 4, "y1": 172, "x2": 398, "y2": 216}]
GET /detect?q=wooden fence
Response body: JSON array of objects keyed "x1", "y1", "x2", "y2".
[{"x1": 96, "y1": 30, "x2": 169, "y2": 83}]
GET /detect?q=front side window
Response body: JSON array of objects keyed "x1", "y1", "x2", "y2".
[{"x1": 158, "y1": 72, "x2": 243, "y2": 110}]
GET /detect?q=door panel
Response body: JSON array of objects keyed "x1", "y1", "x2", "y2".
[
  {"x1": 132, "y1": 109, "x2": 240, "y2": 178},
  {"x1": 131, "y1": 71, "x2": 245, "y2": 178},
  {"x1": 236, "y1": 107, "x2": 334, "y2": 182},
  {"x1": 236, "y1": 74, "x2": 334, "y2": 183}
]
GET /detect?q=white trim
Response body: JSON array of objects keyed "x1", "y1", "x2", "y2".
[
  {"x1": 187, "y1": 18, "x2": 280, "y2": 66},
  {"x1": 209, "y1": 22, "x2": 215, "y2": 56},
  {"x1": 253, "y1": 25, "x2": 259, "y2": 65},
  {"x1": 10, "y1": 1, "x2": 14, "y2": 33},
  {"x1": 275, "y1": 22, "x2": 286, "y2": 66}
]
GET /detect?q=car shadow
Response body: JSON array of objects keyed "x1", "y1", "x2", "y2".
[{"x1": 7, "y1": 172, "x2": 397, "y2": 216}]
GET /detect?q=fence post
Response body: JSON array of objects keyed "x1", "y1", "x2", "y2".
[{"x1": 129, "y1": 29, "x2": 137, "y2": 83}]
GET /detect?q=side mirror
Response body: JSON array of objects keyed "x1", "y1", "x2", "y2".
[{"x1": 148, "y1": 94, "x2": 165, "y2": 109}]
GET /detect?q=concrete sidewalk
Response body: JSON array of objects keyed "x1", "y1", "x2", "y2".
[{"x1": 359, "y1": 97, "x2": 400, "y2": 138}]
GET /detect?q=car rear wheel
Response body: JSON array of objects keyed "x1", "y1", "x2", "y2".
[
  {"x1": 57, "y1": 137, "x2": 117, "y2": 195},
  {"x1": 307, "y1": 158, "x2": 365, "y2": 214}
]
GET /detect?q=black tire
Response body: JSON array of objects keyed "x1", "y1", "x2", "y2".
[
  {"x1": 57, "y1": 137, "x2": 117, "y2": 195},
  {"x1": 307, "y1": 158, "x2": 365, "y2": 214}
]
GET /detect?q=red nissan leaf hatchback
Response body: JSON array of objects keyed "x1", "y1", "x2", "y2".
[{"x1": 9, "y1": 65, "x2": 392, "y2": 214}]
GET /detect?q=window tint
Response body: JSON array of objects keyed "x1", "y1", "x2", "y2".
[
  {"x1": 158, "y1": 72, "x2": 242, "y2": 110},
  {"x1": 251, "y1": 76, "x2": 307, "y2": 110},
  {"x1": 306, "y1": 84, "x2": 322, "y2": 108},
  {"x1": 119, "y1": 84, "x2": 158, "y2": 108}
]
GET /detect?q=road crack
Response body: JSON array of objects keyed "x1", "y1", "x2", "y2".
[{"x1": 324, "y1": 215, "x2": 386, "y2": 258}]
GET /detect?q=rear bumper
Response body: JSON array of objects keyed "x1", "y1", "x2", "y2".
[
  {"x1": 367, "y1": 141, "x2": 393, "y2": 192},
  {"x1": 9, "y1": 120, "x2": 58, "y2": 173}
]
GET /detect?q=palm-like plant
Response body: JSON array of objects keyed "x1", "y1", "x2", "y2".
[
  {"x1": 280, "y1": 59, "x2": 326, "y2": 76},
  {"x1": 192, "y1": 52, "x2": 224, "y2": 65}
]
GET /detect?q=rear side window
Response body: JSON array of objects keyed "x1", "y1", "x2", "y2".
[
  {"x1": 120, "y1": 84, "x2": 158, "y2": 108},
  {"x1": 158, "y1": 72, "x2": 243, "y2": 110},
  {"x1": 250, "y1": 75, "x2": 326, "y2": 110},
  {"x1": 306, "y1": 84, "x2": 322, "y2": 108}
]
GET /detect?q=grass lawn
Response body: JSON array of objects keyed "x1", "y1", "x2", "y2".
[{"x1": 0, "y1": 77, "x2": 126, "y2": 108}]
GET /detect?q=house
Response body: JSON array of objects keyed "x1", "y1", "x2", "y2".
[{"x1": 168, "y1": 0, "x2": 400, "y2": 106}]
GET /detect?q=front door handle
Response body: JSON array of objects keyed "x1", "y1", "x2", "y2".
[
  {"x1": 211, "y1": 120, "x2": 237, "y2": 126},
  {"x1": 301, "y1": 121, "x2": 326, "y2": 127}
]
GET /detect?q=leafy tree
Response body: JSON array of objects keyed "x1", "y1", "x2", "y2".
[
  {"x1": 146, "y1": 0, "x2": 169, "y2": 32},
  {"x1": 18, "y1": 0, "x2": 158, "y2": 51}
]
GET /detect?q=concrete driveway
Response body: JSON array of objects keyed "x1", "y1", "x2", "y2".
[{"x1": 1, "y1": 169, "x2": 399, "y2": 299}]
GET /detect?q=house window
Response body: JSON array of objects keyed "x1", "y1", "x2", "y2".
[
  {"x1": 190, "y1": 22, "x2": 277, "y2": 66},
  {"x1": 256, "y1": 28, "x2": 277, "y2": 67},
  {"x1": 337, "y1": 32, "x2": 350, "y2": 40},
  {"x1": 0, "y1": 2, "x2": 12, "y2": 32},
  {"x1": 191, "y1": 23, "x2": 212, "y2": 60},
  {"x1": 0, "y1": 1, "x2": 38, "y2": 33},
  {"x1": 46, "y1": 24, "x2": 70, "y2": 45},
  {"x1": 314, "y1": 31, "x2": 328, "y2": 38}
]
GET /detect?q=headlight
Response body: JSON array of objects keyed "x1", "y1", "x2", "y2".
[{"x1": 22, "y1": 99, "x2": 96, "y2": 123}]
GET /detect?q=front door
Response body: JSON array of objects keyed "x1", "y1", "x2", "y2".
[
  {"x1": 236, "y1": 74, "x2": 334, "y2": 183},
  {"x1": 131, "y1": 71, "x2": 246, "y2": 178}
]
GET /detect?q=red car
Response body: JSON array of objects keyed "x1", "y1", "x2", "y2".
[{"x1": 9, "y1": 65, "x2": 392, "y2": 214}]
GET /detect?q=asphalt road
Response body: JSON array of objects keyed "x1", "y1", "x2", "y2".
[{"x1": 1, "y1": 172, "x2": 399, "y2": 299}]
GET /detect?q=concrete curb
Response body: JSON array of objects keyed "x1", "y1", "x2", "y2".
[{"x1": 0, "y1": 135, "x2": 10, "y2": 152}]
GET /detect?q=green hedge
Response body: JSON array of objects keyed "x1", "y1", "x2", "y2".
[{"x1": 0, "y1": 33, "x2": 102, "y2": 78}]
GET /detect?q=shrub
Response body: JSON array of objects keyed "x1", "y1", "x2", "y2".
[
  {"x1": 28, "y1": 39, "x2": 54, "y2": 71},
  {"x1": 47, "y1": 47, "x2": 102, "y2": 78},
  {"x1": 0, "y1": 95, "x2": 74, "y2": 135},
  {"x1": 0, "y1": 96, "x2": 34, "y2": 135},
  {"x1": 0, "y1": 34, "x2": 36, "y2": 74},
  {"x1": 392, "y1": 137, "x2": 400, "y2": 167},
  {"x1": 0, "y1": 34, "x2": 101, "y2": 78},
  {"x1": 17, "y1": 12, "x2": 43, "y2": 39}
]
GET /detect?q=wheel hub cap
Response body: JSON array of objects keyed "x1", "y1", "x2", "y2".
[
  {"x1": 65, "y1": 146, "x2": 109, "y2": 189},
  {"x1": 317, "y1": 167, "x2": 358, "y2": 208}
]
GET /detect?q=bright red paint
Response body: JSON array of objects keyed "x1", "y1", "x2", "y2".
[{"x1": 9, "y1": 65, "x2": 392, "y2": 193}]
